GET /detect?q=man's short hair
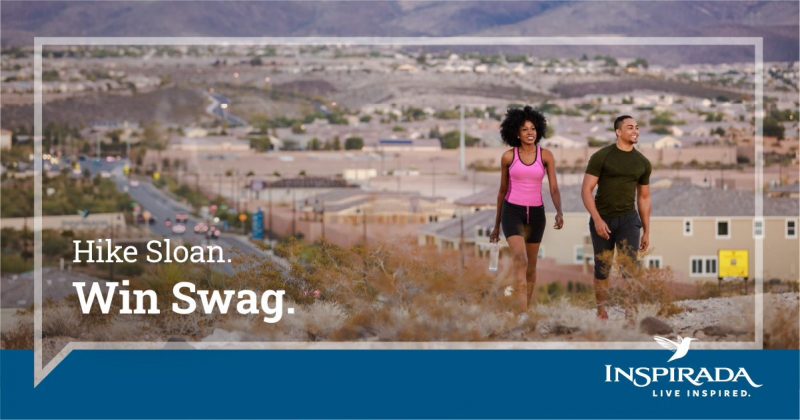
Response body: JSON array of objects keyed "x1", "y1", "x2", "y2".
[{"x1": 614, "y1": 115, "x2": 634, "y2": 130}]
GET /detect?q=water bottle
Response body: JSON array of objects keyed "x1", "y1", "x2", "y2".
[{"x1": 488, "y1": 242, "x2": 499, "y2": 272}]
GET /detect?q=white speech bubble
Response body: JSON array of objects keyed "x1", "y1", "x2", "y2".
[{"x1": 33, "y1": 36, "x2": 766, "y2": 386}]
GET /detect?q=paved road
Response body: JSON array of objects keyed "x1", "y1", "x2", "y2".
[
  {"x1": 207, "y1": 92, "x2": 248, "y2": 128},
  {"x1": 91, "y1": 160, "x2": 290, "y2": 276}
]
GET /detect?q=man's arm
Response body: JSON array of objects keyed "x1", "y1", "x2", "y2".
[
  {"x1": 637, "y1": 184, "x2": 651, "y2": 251},
  {"x1": 581, "y1": 174, "x2": 610, "y2": 240}
]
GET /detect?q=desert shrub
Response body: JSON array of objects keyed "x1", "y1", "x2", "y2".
[{"x1": 596, "y1": 249, "x2": 676, "y2": 319}]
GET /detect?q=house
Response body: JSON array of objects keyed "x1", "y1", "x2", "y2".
[
  {"x1": 643, "y1": 185, "x2": 798, "y2": 283},
  {"x1": 169, "y1": 136, "x2": 250, "y2": 152},
  {"x1": 0, "y1": 129, "x2": 11, "y2": 150},
  {"x1": 1, "y1": 213, "x2": 127, "y2": 231},
  {"x1": 418, "y1": 209, "x2": 497, "y2": 251},
  {"x1": 245, "y1": 177, "x2": 356, "y2": 206},
  {"x1": 300, "y1": 189, "x2": 456, "y2": 226},
  {"x1": 767, "y1": 183, "x2": 799, "y2": 199},
  {"x1": 453, "y1": 188, "x2": 497, "y2": 213},
  {"x1": 653, "y1": 135, "x2": 683, "y2": 149},
  {"x1": 363, "y1": 138, "x2": 441, "y2": 152},
  {"x1": 418, "y1": 183, "x2": 799, "y2": 283},
  {"x1": 540, "y1": 134, "x2": 584, "y2": 149}
]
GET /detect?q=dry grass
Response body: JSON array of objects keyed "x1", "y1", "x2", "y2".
[
  {"x1": 1, "y1": 311, "x2": 33, "y2": 350},
  {"x1": 596, "y1": 248, "x2": 678, "y2": 320},
  {"x1": 763, "y1": 294, "x2": 799, "y2": 349},
  {"x1": 5, "y1": 238, "x2": 795, "y2": 352}
]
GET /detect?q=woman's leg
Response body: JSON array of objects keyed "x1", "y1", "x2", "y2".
[
  {"x1": 525, "y1": 243, "x2": 541, "y2": 308},
  {"x1": 506, "y1": 235, "x2": 528, "y2": 313}
]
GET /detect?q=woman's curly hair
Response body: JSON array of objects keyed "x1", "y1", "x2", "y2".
[{"x1": 500, "y1": 105, "x2": 547, "y2": 147}]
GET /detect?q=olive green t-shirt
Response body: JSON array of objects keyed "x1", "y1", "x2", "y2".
[{"x1": 585, "y1": 144, "x2": 652, "y2": 218}]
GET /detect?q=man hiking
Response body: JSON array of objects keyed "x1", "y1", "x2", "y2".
[{"x1": 581, "y1": 115, "x2": 652, "y2": 319}]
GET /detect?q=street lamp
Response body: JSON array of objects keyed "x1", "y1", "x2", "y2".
[
  {"x1": 430, "y1": 157, "x2": 438, "y2": 197},
  {"x1": 291, "y1": 188, "x2": 297, "y2": 237},
  {"x1": 220, "y1": 102, "x2": 229, "y2": 132},
  {"x1": 315, "y1": 199, "x2": 326, "y2": 242}
]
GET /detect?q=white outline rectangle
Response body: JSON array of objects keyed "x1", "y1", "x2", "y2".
[{"x1": 33, "y1": 36, "x2": 766, "y2": 387}]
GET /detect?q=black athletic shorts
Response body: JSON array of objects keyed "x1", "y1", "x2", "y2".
[
  {"x1": 501, "y1": 200, "x2": 546, "y2": 244},
  {"x1": 589, "y1": 211, "x2": 642, "y2": 280}
]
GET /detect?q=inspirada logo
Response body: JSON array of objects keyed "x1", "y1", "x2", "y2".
[{"x1": 604, "y1": 336, "x2": 763, "y2": 399}]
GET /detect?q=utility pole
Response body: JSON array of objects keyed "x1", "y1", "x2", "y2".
[
  {"x1": 396, "y1": 153, "x2": 402, "y2": 192},
  {"x1": 268, "y1": 185, "x2": 273, "y2": 240},
  {"x1": 233, "y1": 170, "x2": 239, "y2": 211},
  {"x1": 360, "y1": 207, "x2": 368, "y2": 283},
  {"x1": 431, "y1": 158, "x2": 437, "y2": 197},
  {"x1": 459, "y1": 104, "x2": 466, "y2": 173},
  {"x1": 362, "y1": 208, "x2": 367, "y2": 247},
  {"x1": 291, "y1": 189, "x2": 296, "y2": 237},
  {"x1": 320, "y1": 201, "x2": 326, "y2": 242},
  {"x1": 459, "y1": 214, "x2": 465, "y2": 269},
  {"x1": 108, "y1": 218, "x2": 115, "y2": 282}
]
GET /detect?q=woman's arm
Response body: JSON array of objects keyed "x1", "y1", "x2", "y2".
[{"x1": 490, "y1": 150, "x2": 513, "y2": 242}]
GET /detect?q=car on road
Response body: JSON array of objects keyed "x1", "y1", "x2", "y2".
[
  {"x1": 129, "y1": 180, "x2": 140, "y2": 187},
  {"x1": 194, "y1": 222, "x2": 209, "y2": 234},
  {"x1": 136, "y1": 214, "x2": 156, "y2": 225},
  {"x1": 175, "y1": 213, "x2": 189, "y2": 224},
  {"x1": 171, "y1": 224, "x2": 186, "y2": 234}
]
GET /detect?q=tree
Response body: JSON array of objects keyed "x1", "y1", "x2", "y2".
[
  {"x1": 141, "y1": 123, "x2": 167, "y2": 171},
  {"x1": 250, "y1": 136, "x2": 272, "y2": 152},
  {"x1": 651, "y1": 126, "x2": 672, "y2": 135},
  {"x1": 282, "y1": 139, "x2": 300, "y2": 151},
  {"x1": 250, "y1": 114, "x2": 271, "y2": 134},
  {"x1": 345, "y1": 137, "x2": 364, "y2": 150},
  {"x1": 626, "y1": 58, "x2": 649, "y2": 69},
  {"x1": 764, "y1": 115, "x2": 785, "y2": 140},
  {"x1": 587, "y1": 137, "x2": 611, "y2": 147},
  {"x1": 440, "y1": 131, "x2": 480, "y2": 149},
  {"x1": 331, "y1": 136, "x2": 341, "y2": 150},
  {"x1": 307, "y1": 138, "x2": 321, "y2": 150},
  {"x1": 403, "y1": 107, "x2": 427, "y2": 121}
]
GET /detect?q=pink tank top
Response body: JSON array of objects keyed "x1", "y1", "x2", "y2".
[{"x1": 505, "y1": 146, "x2": 545, "y2": 206}]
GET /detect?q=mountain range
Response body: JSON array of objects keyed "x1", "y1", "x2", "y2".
[{"x1": 1, "y1": 1, "x2": 798, "y2": 63}]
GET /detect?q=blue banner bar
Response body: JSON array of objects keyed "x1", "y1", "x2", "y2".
[{"x1": 1, "y1": 350, "x2": 798, "y2": 419}]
